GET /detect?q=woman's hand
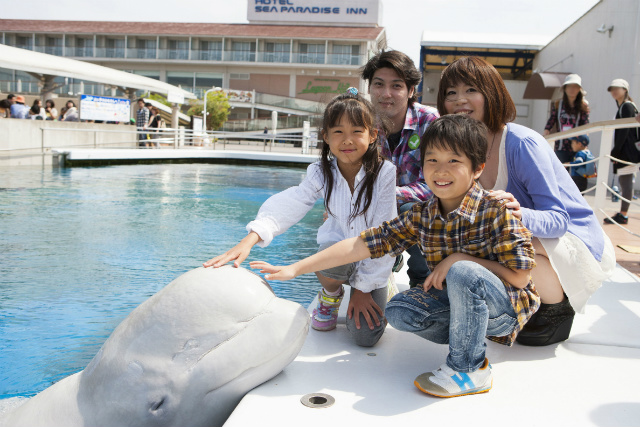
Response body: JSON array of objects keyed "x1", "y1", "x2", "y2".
[
  {"x1": 203, "y1": 232, "x2": 261, "y2": 268},
  {"x1": 249, "y1": 261, "x2": 297, "y2": 281},
  {"x1": 488, "y1": 190, "x2": 522, "y2": 219},
  {"x1": 347, "y1": 289, "x2": 383, "y2": 330},
  {"x1": 543, "y1": 129, "x2": 550, "y2": 136}
]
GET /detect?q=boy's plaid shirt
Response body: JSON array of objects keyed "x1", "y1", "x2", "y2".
[
  {"x1": 379, "y1": 103, "x2": 439, "y2": 205},
  {"x1": 361, "y1": 182, "x2": 540, "y2": 346}
]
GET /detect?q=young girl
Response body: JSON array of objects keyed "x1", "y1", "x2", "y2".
[{"x1": 204, "y1": 89, "x2": 398, "y2": 347}]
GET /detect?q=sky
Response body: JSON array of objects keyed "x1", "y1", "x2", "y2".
[{"x1": 4, "y1": 0, "x2": 600, "y2": 65}]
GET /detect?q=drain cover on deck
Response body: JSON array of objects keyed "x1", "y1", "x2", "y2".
[{"x1": 300, "y1": 393, "x2": 335, "y2": 408}]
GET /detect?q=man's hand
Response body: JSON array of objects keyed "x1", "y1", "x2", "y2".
[{"x1": 347, "y1": 289, "x2": 383, "y2": 330}]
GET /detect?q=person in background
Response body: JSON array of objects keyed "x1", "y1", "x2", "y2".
[
  {"x1": 147, "y1": 107, "x2": 162, "y2": 148},
  {"x1": 438, "y1": 57, "x2": 615, "y2": 346},
  {"x1": 360, "y1": 50, "x2": 440, "y2": 287},
  {"x1": 136, "y1": 99, "x2": 150, "y2": 147},
  {"x1": 544, "y1": 74, "x2": 590, "y2": 164},
  {"x1": 29, "y1": 99, "x2": 45, "y2": 120},
  {"x1": 0, "y1": 99, "x2": 11, "y2": 118},
  {"x1": 10, "y1": 95, "x2": 29, "y2": 119},
  {"x1": 605, "y1": 78, "x2": 640, "y2": 225},
  {"x1": 62, "y1": 100, "x2": 79, "y2": 122},
  {"x1": 568, "y1": 135, "x2": 595, "y2": 192},
  {"x1": 45, "y1": 99, "x2": 58, "y2": 121}
]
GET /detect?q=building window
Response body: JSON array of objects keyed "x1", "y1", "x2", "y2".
[
  {"x1": 299, "y1": 43, "x2": 325, "y2": 64},
  {"x1": 45, "y1": 37, "x2": 63, "y2": 56},
  {"x1": 264, "y1": 42, "x2": 290, "y2": 63},
  {"x1": 135, "y1": 39, "x2": 156, "y2": 59},
  {"x1": 16, "y1": 35, "x2": 33, "y2": 50},
  {"x1": 167, "y1": 71, "x2": 194, "y2": 92},
  {"x1": 230, "y1": 41, "x2": 255, "y2": 62},
  {"x1": 331, "y1": 44, "x2": 360, "y2": 65},
  {"x1": 74, "y1": 38, "x2": 94, "y2": 57},
  {"x1": 196, "y1": 40, "x2": 222, "y2": 61},
  {"x1": 167, "y1": 40, "x2": 188, "y2": 60},
  {"x1": 105, "y1": 38, "x2": 125, "y2": 58}
]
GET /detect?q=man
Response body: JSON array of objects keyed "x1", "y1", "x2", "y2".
[
  {"x1": 361, "y1": 50, "x2": 440, "y2": 287},
  {"x1": 136, "y1": 99, "x2": 150, "y2": 147},
  {"x1": 10, "y1": 95, "x2": 29, "y2": 119}
]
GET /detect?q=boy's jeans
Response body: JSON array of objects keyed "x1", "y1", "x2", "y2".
[{"x1": 386, "y1": 260, "x2": 518, "y2": 373}]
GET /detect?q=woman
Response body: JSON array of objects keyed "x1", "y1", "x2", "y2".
[
  {"x1": 29, "y1": 99, "x2": 45, "y2": 120},
  {"x1": 543, "y1": 74, "x2": 590, "y2": 164},
  {"x1": 437, "y1": 57, "x2": 615, "y2": 346},
  {"x1": 62, "y1": 100, "x2": 79, "y2": 122},
  {"x1": 604, "y1": 79, "x2": 639, "y2": 225},
  {"x1": 45, "y1": 99, "x2": 58, "y2": 121}
]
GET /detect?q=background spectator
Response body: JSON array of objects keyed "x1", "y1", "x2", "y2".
[
  {"x1": 10, "y1": 95, "x2": 30, "y2": 119},
  {"x1": 543, "y1": 74, "x2": 590, "y2": 164}
]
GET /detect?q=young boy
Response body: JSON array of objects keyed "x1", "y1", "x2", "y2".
[
  {"x1": 568, "y1": 135, "x2": 595, "y2": 192},
  {"x1": 250, "y1": 114, "x2": 540, "y2": 398}
]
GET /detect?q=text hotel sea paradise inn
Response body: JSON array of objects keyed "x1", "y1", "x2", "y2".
[{"x1": 249, "y1": 0, "x2": 381, "y2": 25}]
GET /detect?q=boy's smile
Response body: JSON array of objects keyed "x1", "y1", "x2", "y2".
[{"x1": 423, "y1": 144, "x2": 484, "y2": 215}]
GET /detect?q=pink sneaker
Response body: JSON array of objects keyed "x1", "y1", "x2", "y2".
[{"x1": 311, "y1": 288, "x2": 344, "y2": 331}]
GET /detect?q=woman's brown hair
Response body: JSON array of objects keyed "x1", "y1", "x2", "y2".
[{"x1": 437, "y1": 56, "x2": 516, "y2": 133}]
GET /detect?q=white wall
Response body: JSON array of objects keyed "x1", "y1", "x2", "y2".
[
  {"x1": 532, "y1": 0, "x2": 640, "y2": 152},
  {"x1": 0, "y1": 119, "x2": 136, "y2": 166}
]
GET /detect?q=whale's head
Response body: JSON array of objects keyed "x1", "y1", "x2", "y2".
[{"x1": 65, "y1": 266, "x2": 310, "y2": 427}]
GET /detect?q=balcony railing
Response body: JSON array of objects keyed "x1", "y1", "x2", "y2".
[
  {"x1": 7, "y1": 43, "x2": 365, "y2": 65},
  {"x1": 95, "y1": 47, "x2": 125, "y2": 58}
]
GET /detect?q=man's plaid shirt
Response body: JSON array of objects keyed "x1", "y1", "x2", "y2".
[
  {"x1": 361, "y1": 182, "x2": 540, "y2": 346},
  {"x1": 379, "y1": 102, "x2": 439, "y2": 205}
]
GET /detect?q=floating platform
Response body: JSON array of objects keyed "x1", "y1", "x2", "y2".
[
  {"x1": 52, "y1": 148, "x2": 318, "y2": 168},
  {"x1": 225, "y1": 263, "x2": 640, "y2": 426}
]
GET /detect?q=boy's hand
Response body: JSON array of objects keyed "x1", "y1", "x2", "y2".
[
  {"x1": 249, "y1": 261, "x2": 297, "y2": 281},
  {"x1": 488, "y1": 190, "x2": 522, "y2": 220},
  {"x1": 203, "y1": 233, "x2": 260, "y2": 268},
  {"x1": 422, "y1": 253, "x2": 464, "y2": 291},
  {"x1": 347, "y1": 289, "x2": 383, "y2": 330}
]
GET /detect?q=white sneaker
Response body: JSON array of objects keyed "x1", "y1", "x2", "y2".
[{"x1": 414, "y1": 358, "x2": 492, "y2": 398}]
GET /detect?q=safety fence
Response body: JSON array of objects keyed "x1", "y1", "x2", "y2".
[{"x1": 545, "y1": 117, "x2": 640, "y2": 238}]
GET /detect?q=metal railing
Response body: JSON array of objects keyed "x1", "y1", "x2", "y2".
[
  {"x1": 545, "y1": 117, "x2": 640, "y2": 237},
  {"x1": 5, "y1": 43, "x2": 366, "y2": 66}
]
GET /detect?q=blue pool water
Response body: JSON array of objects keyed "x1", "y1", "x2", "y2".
[{"x1": 0, "y1": 163, "x2": 324, "y2": 399}]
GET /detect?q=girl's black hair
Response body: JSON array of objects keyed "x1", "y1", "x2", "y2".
[{"x1": 319, "y1": 92, "x2": 385, "y2": 223}]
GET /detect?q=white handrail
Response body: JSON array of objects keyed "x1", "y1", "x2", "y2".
[{"x1": 544, "y1": 117, "x2": 639, "y2": 226}]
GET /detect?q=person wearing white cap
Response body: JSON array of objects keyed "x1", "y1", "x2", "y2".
[
  {"x1": 543, "y1": 74, "x2": 590, "y2": 164},
  {"x1": 604, "y1": 78, "x2": 639, "y2": 225}
]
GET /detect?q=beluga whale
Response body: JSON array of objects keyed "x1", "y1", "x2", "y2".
[{"x1": 0, "y1": 266, "x2": 310, "y2": 427}]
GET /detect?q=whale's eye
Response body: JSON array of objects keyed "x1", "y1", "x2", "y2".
[{"x1": 150, "y1": 398, "x2": 165, "y2": 412}]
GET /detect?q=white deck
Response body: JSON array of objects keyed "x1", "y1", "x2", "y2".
[{"x1": 225, "y1": 263, "x2": 640, "y2": 426}]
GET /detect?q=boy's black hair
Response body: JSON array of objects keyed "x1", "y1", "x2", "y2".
[
  {"x1": 419, "y1": 114, "x2": 488, "y2": 171},
  {"x1": 319, "y1": 91, "x2": 384, "y2": 223}
]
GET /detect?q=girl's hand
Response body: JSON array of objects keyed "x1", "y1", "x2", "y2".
[
  {"x1": 203, "y1": 233, "x2": 260, "y2": 268},
  {"x1": 543, "y1": 129, "x2": 550, "y2": 136},
  {"x1": 249, "y1": 261, "x2": 297, "y2": 281},
  {"x1": 422, "y1": 253, "x2": 463, "y2": 292},
  {"x1": 488, "y1": 190, "x2": 522, "y2": 219},
  {"x1": 347, "y1": 289, "x2": 383, "y2": 330}
]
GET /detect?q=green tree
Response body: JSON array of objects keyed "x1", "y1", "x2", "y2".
[
  {"x1": 187, "y1": 90, "x2": 231, "y2": 131},
  {"x1": 148, "y1": 93, "x2": 171, "y2": 107}
]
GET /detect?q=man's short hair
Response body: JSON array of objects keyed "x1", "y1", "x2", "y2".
[
  {"x1": 360, "y1": 50, "x2": 422, "y2": 106},
  {"x1": 7, "y1": 94, "x2": 15, "y2": 100},
  {"x1": 419, "y1": 114, "x2": 488, "y2": 171},
  {"x1": 137, "y1": 98, "x2": 145, "y2": 104}
]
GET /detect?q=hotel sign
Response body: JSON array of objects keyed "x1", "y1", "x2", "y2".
[{"x1": 248, "y1": 0, "x2": 381, "y2": 26}]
